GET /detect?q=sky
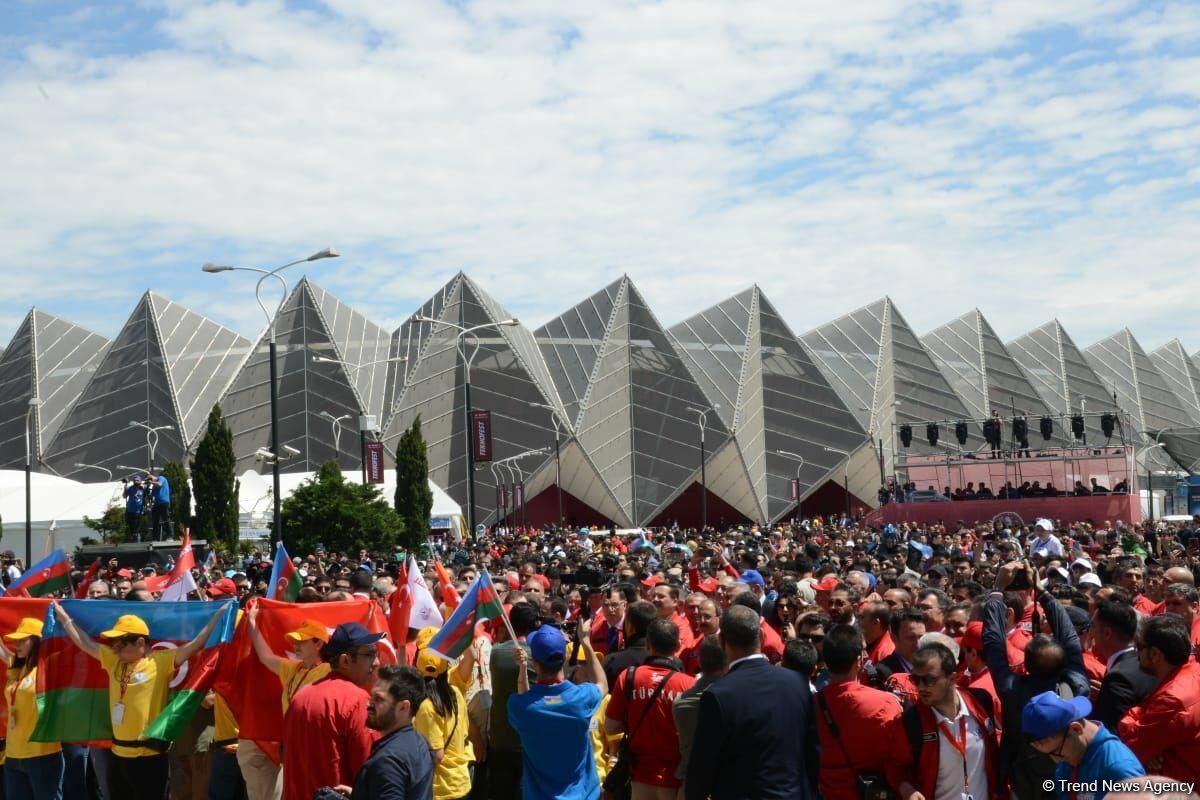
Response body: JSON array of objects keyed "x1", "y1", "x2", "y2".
[{"x1": 3, "y1": 0, "x2": 1199, "y2": 354}]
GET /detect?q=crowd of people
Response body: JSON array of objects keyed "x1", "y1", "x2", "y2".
[{"x1": 0, "y1": 512, "x2": 1199, "y2": 800}]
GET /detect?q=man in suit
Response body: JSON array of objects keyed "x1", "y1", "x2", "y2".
[
  {"x1": 1092, "y1": 600, "x2": 1158, "y2": 730},
  {"x1": 685, "y1": 605, "x2": 816, "y2": 800}
]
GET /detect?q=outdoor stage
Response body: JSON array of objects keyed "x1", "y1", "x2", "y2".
[{"x1": 864, "y1": 492, "x2": 1141, "y2": 528}]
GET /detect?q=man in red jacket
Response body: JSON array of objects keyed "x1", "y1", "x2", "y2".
[
  {"x1": 886, "y1": 642, "x2": 1003, "y2": 800},
  {"x1": 815, "y1": 624, "x2": 903, "y2": 800},
  {"x1": 956, "y1": 621, "x2": 1001, "y2": 713},
  {"x1": 1118, "y1": 615, "x2": 1200, "y2": 783}
]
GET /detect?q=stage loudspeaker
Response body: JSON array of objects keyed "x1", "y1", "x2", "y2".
[
  {"x1": 1101, "y1": 413, "x2": 1115, "y2": 439},
  {"x1": 1012, "y1": 417, "x2": 1027, "y2": 442},
  {"x1": 900, "y1": 424, "x2": 912, "y2": 448},
  {"x1": 1071, "y1": 415, "x2": 1085, "y2": 440},
  {"x1": 955, "y1": 421, "x2": 968, "y2": 446},
  {"x1": 926, "y1": 423, "x2": 939, "y2": 447},
  {"x1": 1039, "y1": 416, "x2": 1054, "y2": 440}
]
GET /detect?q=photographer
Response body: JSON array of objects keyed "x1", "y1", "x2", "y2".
[
  {"x1": 122, "y1": 475, "x2": 145, "y2": 541},
  {"x1": 147, "y1": 468, "x2": 171, "y2": 540}
]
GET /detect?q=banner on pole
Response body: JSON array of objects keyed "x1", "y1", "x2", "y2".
[
  {"x1": 365, "y1": 441, "x2": 385, "y2": 484},
  {"x1": 471, "y1": 410, "x2": 493, "y2": 462},
  {"x1": 514, "y1": 482, "x2": 524, "y2": 508},
  {"x1": 496, "y1": 484, "x2": 508, "y2": 509},
  {"x1": 790, "y1": 478, "x2": 799, "y2": 502}
]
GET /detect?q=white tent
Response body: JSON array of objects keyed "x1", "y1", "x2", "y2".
[{"x1": 0, "y1": 470, "x2": 127, "y2": 556}]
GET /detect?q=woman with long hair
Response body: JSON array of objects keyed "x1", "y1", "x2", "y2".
[
  {"x1": 0, "y1": 617, "x2": 63, "y2": 800},
  {"x1": 412, "y1": 627, "x2": 474, "y2": 800}
]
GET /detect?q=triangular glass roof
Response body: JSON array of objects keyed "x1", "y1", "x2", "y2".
[
  {"x1": 220, "y1": 279, "x2": 378, "y2": 473},
  {"x1": 1085, "y1": 330, "x2": 1196, "y2": 435},
  {"x1": 382, "y1": 276, "x2": 580, "y2": 525},
  {"x1": 922, "y1": 310, "x2": 1052, "y2": 426},
  {"x1": 44, "y1": 293, "x2": 246, "y2": 474},
  {"x1": 670, "y1": 287, "x2": 868, "y2": 522},
  {"x1": 383, "y1": 274, "x2": 461, "y2": 433},
  {"x1": 0, "y1": 309, "x2": 109, "y2": 469},
  {"x1": 1149, "y1": 340, "x2": 1200, "y2": 425}
]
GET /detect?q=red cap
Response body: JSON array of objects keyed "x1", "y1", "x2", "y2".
[
  {"x1": 641, "y1": 575, "x2": 666, "y2": 588},
  {"x1": 506, "y1": 574, "x2": 521, "y2": 590},
  {"x1": 697, "y1": 577, "x2": 720, "y2": 593},
  {"x1": 206, "y1": 577, "x2": 237, "y2": 598},
  {"x1": 535, "y1": 574, "x2": 551, "y2": 590},
  {"x1": 960, "y1": 621, "x2": 984, "y2": 652},
  {"x1": 815, "y1": 575, "x2": 840, "y2": 592},
  {"x1": 116, "y1": 568, "x2": 133, "y2": 578}
]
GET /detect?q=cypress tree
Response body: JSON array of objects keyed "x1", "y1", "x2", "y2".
[
  {"x1": 394, "y1": 416, "x2": 433, "y2": 552},
  {"x1": 190, "y1": 404, "x2": 241, "y2": 550}
]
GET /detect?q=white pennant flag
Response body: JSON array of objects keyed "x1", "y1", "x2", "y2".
[{"x1": 406, "y1": 555, "x2": 443, "y2": 628}]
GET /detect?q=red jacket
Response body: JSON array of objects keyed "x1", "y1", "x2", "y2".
[
  {"x1": 1117, "y1": 661, "x2": 1200, "y2": 783},
  {"x1": 281, "y1": 674, "x2": 378, "y2": 800},
  {"x1": 867, "y1": 631, "x2": 895, "y2": 664},
  {"x1": 589, "y1": 614, "x2": 623, "y2": 657},
  {"x1": 816, "y1": 681, "x2": 903, "y2": 800},
  {"x1": 885, "y1": 689, "x2": 1003, "y2": 800},
  {"x1": 957, "y1": 668, "x2": 1000, "y2": 716},
  {"x1": 760, "y1": 619, "x2": 783, "y2": 663},
  {"x1": 1133, "y1": 593, "x2": 1158, "y2": 616}
]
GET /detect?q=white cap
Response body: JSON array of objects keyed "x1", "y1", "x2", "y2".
[
  {"x1": 1078, "y1": 572, "x2": 1102, "y2": 588},
  {"x1": 1035, "y1": 519, "x2": 1054, "y2": 532},
  {"x1": 1071, "y1": 557, "x2": 1093, "y2": 571},
  {"x1": 1050, "y1": 566, "x2": 1071, "y2": 581},
  {"x1": 919, "y1": 631, "x2": 960, "y2": 662}
]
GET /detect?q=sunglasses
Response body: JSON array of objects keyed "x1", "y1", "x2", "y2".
[
  {"x1": 796, "y1": 633, "x2": 824, "y2": 643},
  {"x1": 913, "y1": 674, "x2": 944, "y2": 687}
]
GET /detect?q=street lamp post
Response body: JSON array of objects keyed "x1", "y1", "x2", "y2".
[
  {"x1": 686, "y1": 406, "x2": 718, "y2": 530},
  {"x1": 311, "y1": 354, "x2": 406, "y2": 484},
  {"x1": 492, "y1": 449, "x2": 549, "y2": 530},
  {"x1": 824, "y1": 446, "x2": 852, "y2": 522},
  {"x1": 1140, "y1": 440, "x2": 1167, "y2": 524},
  {"x1": 529, "y1": 402, "x2": 566, "y2": 529},
  {"x1": 128, "y1": 421, "x2": 173, "y2": 467},
  {"x1": 74, "y1": 463, "x2": 114, "y2": 481},
  {"x1": 413, "y1": 316, "x2": 520, "y2": 534},
  {"x1": 24, "y1": 397, "x2": 42, "y2": 565},
  {"x1": 318, "y1": 411, "x2": 351, "y2": 457},
  {"x1": 776, "y1": 450, "x2": 805, "y2": 522},
  {"x1": 203, "y1": 248, "x2": 339, "y2": 547}
]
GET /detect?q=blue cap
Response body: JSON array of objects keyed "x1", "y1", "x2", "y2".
[
  {"x1": 1022, "y1": 691, "x2": 1092, "y2": 740},
  {"x1": 740, "y1": 569, "x2": 765, "y2": 587},
  {"x1": 527, "y1": 624, "x2": 567, "y2": 666},
  {"x1": 326, "y1": 622, "x2": 385, "y2": 657}
]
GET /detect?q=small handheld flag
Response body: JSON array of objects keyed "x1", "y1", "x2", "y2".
[
  {"x1": 267, "y1": 542, "x2": 301, "y2": 602},
  {"x1": 427, "y1": 570, "x2": 505, "y2": 661},
  {"x1": 5, "y1": 550, "x2": 70, "y2": 598}
]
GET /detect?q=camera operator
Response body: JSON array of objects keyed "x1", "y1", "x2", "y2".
[
  {"x1": 122, "y1": 474, "x2": 146, "y2": 541},
  {"x1": 147, "y1": 468, "x2": 171, "y2": 540}
]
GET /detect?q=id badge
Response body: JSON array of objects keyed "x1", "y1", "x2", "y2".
[
  {"x1": 963, "y1": 794, "x2": 974, "y2": 800},
  {"x1": 112, "y1": 702, "x2": 125, "y2": 725}
]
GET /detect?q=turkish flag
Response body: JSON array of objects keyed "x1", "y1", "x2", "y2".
[
  {"x1": 212, "y1": 597, "x2": 394, "y2": 742},
  {"x1": 0, "y1": 598, "x2": 51, "y2": 731}
]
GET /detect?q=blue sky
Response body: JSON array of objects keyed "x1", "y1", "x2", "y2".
[{"x1": 2, "y1": 0, "x2": 1199, "y2": 353}]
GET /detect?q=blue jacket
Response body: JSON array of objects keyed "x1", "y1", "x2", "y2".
[
  {"x1": 1052, "y1": 724, "x2": 1144, "y2": 800},
  {"x1": 350, "y1": 725, "x2": 434, "y2": 800}
]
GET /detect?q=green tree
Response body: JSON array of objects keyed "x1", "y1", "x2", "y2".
[
  {"x1": 190, "y1": 404, "x2": 241, "y2": 550},
  {"x1": 394, "y1": 416, "x2": 433, "y2": 552},
  {"x1": 83, "y1": 505, "x2": 127, "y2": 544},
  {"x1": 161, "y1": 460, "x2": 191, "y2": 536},
  {"x1": 281, "y1": 460, "x2": 403, "y2": 554}
]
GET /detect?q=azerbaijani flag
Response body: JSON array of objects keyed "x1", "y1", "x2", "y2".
[
  {"x1": 266, "y1": 543, "x2": 300, "y2": 601},
  {"x1": 212, "y1": 597, "x2": 394, "y2": 741},
  {"x1": 5, "y1": 550, "x2": 71, "y2": 598},
  {"x1": 427, "y1": 570, "x2": 505, "y2": 661},
  {"x1": 32, "y1": 599, "x2": 237, "y2": 743}
]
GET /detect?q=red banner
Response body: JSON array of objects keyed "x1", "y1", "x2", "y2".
[
  {"x1": 790, "y1": 478, "x2": 799, "y2": 501},
  {"x1": 497, "y1": 484, "x2": 508, "y2": 510},
  {"x1": 364, "y1": 441, "x2": 385, "y2": 484},
  {"x1": 514, "y1": 482, "x2": 524, "y2": 508},
  {"x1": 471, "y1": 410, "x2": 493, "y2": 462}
]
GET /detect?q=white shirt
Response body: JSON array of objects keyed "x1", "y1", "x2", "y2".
[
  {"x1": 1106, "y1": 646, "x2": 1136, "y2": 671},
  {"x1": 1029, "y1": 534, "x2": 1063, "y2": 558},
  {"x1": 931, "y1": 691, "x2": 989, "y2": 800}
]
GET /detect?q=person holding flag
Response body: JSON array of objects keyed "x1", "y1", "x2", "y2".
[
  {"x1": 412, "y1": 627, "x2": 473, "y2": 800},
  {"x1": 3, "y1": 550, "x2": 70, "y2": 598},
  {"x1": 267, "y1": 544, "x2": 301, "y2": 603},
  {"x1": 248, "y1": 605, "x2": 331, "y2": 712},
  {"x1": 0, "y1": 617, "x2": 63, "y2": 800},
  {"x1": 50, "y1": 601, "x2": 229, "y2": 800}
]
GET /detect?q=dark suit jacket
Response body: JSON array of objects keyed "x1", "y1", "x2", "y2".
[
  {"x1": 873, "y1": 651, "x2": 909, "y2": 684},
  {"x1": 1094, "y1": 649, "x2": 1158, "y2": 731},
  {"x1": 684, "y1": 656, "x2": 816, "y2": 800}
]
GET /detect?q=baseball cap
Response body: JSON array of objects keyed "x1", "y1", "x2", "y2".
[
  {"x1": 4, "y1": 617, "x2": 43, "y2": 642},
  {"x1": 286, "y1": 619, "x2": 332, "y2": 644},
  {"x1": 101, "y1": 614, "x2": 150, "y2": 639},
  {"x1": 528, "y1": 624, "x2": 567, "y2": 666},
  {"x1": 919, "y1": 631, "x2": 960, "y2": 662},
  {"x1": 697, "y1": 577, "x2": 720, "y2": 593},
  {"x1": 1070, "y1": 557, "x2": 1093, "y2": 571},
  {"x1": 740, "y1": 569, "x2": 765, "y2": 587},
  {"x1": 1064, "y1": 605, "x2": 1092, "y2": 633},
  {"x1": 1078, "y1": 572, "x2": 1102, "y2": 588},
  {"x1": 640, "y1": 575, "x2": 666, "y2": 589},
  {"x1": 815, "y1": 575, "x2": 840, "y2": 592},
  {"x1": 414, "y1": 627, "x2": 449, "y2": 676},
  {"x1": 206, "y1": 578, "x2": 237, "y2": 598},
  {"x1": 325, "y1": 622, "x2": 384, "y2": 656},
  {"x1": 1022, "y1": 691, "x2": 1092, "y2": 740},
  {"x1": 959, "y1": 621, "x2": 983, "y2": 652}
]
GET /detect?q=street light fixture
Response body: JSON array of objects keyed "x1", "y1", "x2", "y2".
[
  {"x1": 824, "y1": 445, "x2": 852, "y2": 521},
  {"x1": 412, "y1": 315, "x2": 520, "y2": 534},
  {"x1": 128, "y1": 421, "x2": 174, "y2": 467},
  {"x1": 318, "y1": 412, "x2": 352, "y2": 455},
  {"x1": 529, "y1": 401, "x2": 567, "y2": 529},
  {"x1": 202, "y1": 247, "x2": 339, "y2": 547},
  {"x1": 686, "y1": 405, "x2": 719, "y2": 530},
  {"x1": 776, "y1": 450, "x2": 805, "y2": 521},
  {"x1": 74, "y1": 462, "x2": 114, "y2": 481},
  {"x1": 24, "y1": 397, "x2": 42, "y2": 564},
  {"x1": 492, "y1": 449, "x2": 550, "y2": 531},
  {"x1": 312, "y1": 354, "x2": 407, "y2": 483},
  {"x1": 1138, "y1": 440, "x2": 1168, "y2": 523}
]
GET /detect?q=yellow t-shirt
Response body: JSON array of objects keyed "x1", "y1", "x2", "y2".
[
  {"x1": 213, "y1": 694, "x2": 239, "y2": 746},
  {"x1": 276, "y1": 660, "x2": 330, "y2": 713},
  {"x1": 5, "y1": 662, "x2": 60, "y2": 760},
  {"x1": 100, "y1": 647, "x2": 177, "y2": 758},
  {"x1": 413, "y1": 685, "x2": 474, "y2": 800},
  {"x1": 591, "y1": 694, "x2": 616, "y2": 784}
]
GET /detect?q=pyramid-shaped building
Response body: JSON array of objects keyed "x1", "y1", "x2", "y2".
[
  {"x1": 0, "y1": 310, "x2": 109, "y2": 470},
  {"x1": 800, "y1": 298, "x2": 978, "y2": 469},
  {"x1": 669, "y1": 286, "x2": 869, "y2": 523},
  {"x1": 382, "y1": 275, "x2": 581, "y2": 526},
  {"x1": 381, "y1": 277, "x2": 459, "y2": 435},
  {"x1": 43, "y1": 293, "x2": 249, "y2": 475},
  {"x1": 921, "y1": 310, "x2": 1052, "y2": 442},
  {"x1": 221, "y1": 278, "x2": 392, "y2": 474},
  {"x1": 1148, "y1": 340, "x2": 1200, "y2": 472}
]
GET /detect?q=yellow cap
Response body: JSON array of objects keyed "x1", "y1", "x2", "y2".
[
  {"x1": 414, "y1": 626, "x2": 448, "y2": 676},
  {"x1": 285, "y1": 620, "x2": 331, "y2": 644},
  {"x1": 101, "y1": 614, "x2": 150, "y2": 639},
  {"x1": 4, "y1": 617, "x2": 43, "y2": 642}
]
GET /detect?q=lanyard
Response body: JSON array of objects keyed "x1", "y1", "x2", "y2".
[
  {"x1": 938, "y1": 716, "x2": 970, "y2": 790},
  {"x1": 118, "y1": 663, "x2": 134, "y2": 702},
  {"x1": 7, "y1": 667, "x2": 27, "y2": 714},
  {"x1": 287, "y1": 663, "x2": 315, "y2": 700}
]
